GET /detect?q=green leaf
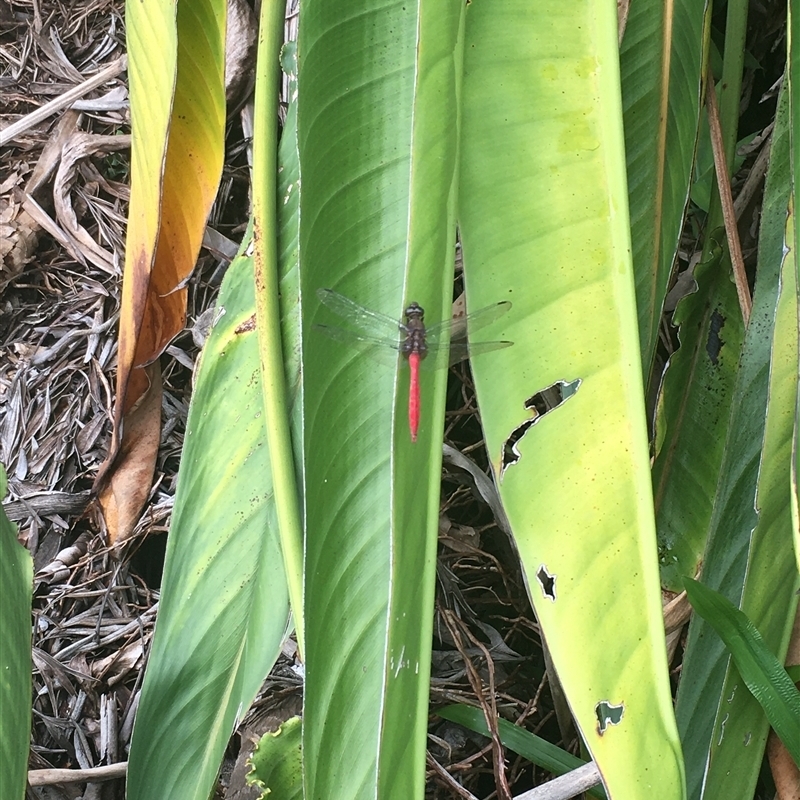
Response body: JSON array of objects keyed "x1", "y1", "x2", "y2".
[
  {"x1": 458, "y1": 2, "x2": 685, "y2": 798},
  {"x1": 790, "y1": 0, "x2": 800, "y2": 577},
  {"x1": 247, "y1": 716, "x2": 303, "y2": 799},
  {"x1": 652, "y1": 0, "x2": 750, "y2": 597},
  {"x1": 437, "y1": 705, "x2": 607, "y2": 800},
  {"x1": 126, "y1": 236, "x2": 292, "y2": 800},
  {"x1": 126, "y1": 16, "x2": 300, "y2": 797},
  {"x1": 298, "y1": 2, "x2": 464, "y2": 798},
  {"x1": 675, "y1": 79, "x2": 800, "y2": 800},
  {"x1": 0, "y1": 467, "x2": 32, "y2": 800},
  {"x1": 128, "y1": 3, "x2": 304, "y2": 795},
  {"x1": 683, "y1": 578, "x2": 800, "y2": 767},
  {"x1": 652, "y1": 235, "x2": 744, "y2": 591},
  {"x1": 619, "y1": 0, "x2": 708, "y2": 376}
]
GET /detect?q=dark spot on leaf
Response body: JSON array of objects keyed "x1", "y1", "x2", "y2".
[
  {"x1": 235, "y1": 314, "x2": 256, "y2": 334},
  {"x1": 706, "y1": 309, "x2": 725, "y2": 365}
]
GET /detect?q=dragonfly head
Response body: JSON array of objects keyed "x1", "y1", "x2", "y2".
[{"x1": 405, "y1": 302, "x2": 424, "y2": 323}]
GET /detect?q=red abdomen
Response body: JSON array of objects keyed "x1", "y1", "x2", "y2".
[{"x1": 408, "y1": 351, "x2": 420, "y2": 442}]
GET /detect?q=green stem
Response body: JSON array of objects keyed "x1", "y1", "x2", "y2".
[{"x1": 252, "y1": 0, "x2": 305, "y2": 659}]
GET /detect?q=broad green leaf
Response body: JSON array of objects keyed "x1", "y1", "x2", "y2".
[
  {"x1": 126, "y1": 18, "x2": 300, "y2": 798},
  {"x1": 652, "y1": 237, "x2": 744, "y2": 591},
  {"x1": 698, "y1": 117, "x2": 800, "y2": 800},
  {"x1": 683, "y1": 579, "x2": 800, "y2": 767},
  {"x1": 247, "y1": 716, "x2": 303, "y2": 799},
  {"x1": 126, "y1": 238, "x2": 292, "y2": 800},
  {"x1": 676, "y1": 80, "x2": 800, "y2": 800},
  {"x1": 794, "y1": 390, "x2": 800, "y2": 572},
  {"x1": 0, "y1": 467, "x2": 32, "y2": 800},
  {"x1": 651, "y1": 63, "x2": 751, "y2": 593},
  {"x1": 651, "y1": 0, "x2": 750, "y2": 595},
  {"x1": 791, "y1": 0, "x2": 800, "y2": 574},
  {"x1": 437, "y1": 705, "x2": 607, "y2": 800},
  {"x1": 459, "y1": 3, "x2": 685, "y2": 798},
  {"x1": 100, "y1": 0, "x2": 227, "y2": 542},
  {"x1": 298, "y1": 1, "x2": 463, "y2": 797},
  {"x1": 619, "y1": 0, "x2": 708, "y2": 376}
]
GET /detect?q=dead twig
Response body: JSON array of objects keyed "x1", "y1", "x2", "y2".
[
  {"x1": 443, "y1": 609, "x2": 512, "y2": 800},
  {"x1": 511, "y1": 761, "x2": 602, "y2": 800},
  {"x1": 706, "y1": 68, "x2": 752, "y2": 325},
  {"x1": 0, "y1": 56, "x2": 127, "y2": 147},
  {"x1": 28, "y1": 761, "x2": 127, "y2": 787},
  {"x1": 427, "y1": 753, "x2": 482, "y2": 800}
]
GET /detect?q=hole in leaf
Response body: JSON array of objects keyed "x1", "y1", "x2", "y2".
[
  {"x1": 595, "y1": 700, "x2": 624, "y2": 735},
  {"x1": 536, "y1": 565, "x2": 556, "y2": 600},
  {"x1": 500, "y1": 379, "x2": 581, "y2": 475}
]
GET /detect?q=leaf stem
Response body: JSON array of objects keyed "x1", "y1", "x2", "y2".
[{"x1": 252, "y1": 0, "x2": 305, "y2": 659}]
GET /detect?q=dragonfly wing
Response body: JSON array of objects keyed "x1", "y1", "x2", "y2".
[
  {"x1": 312, "y1": 324, "x2": 402, "y2": 367},
  {"x1": 425, "y1": 300, "x2": 512, "y2": 343},
  {"x1": 312, "y1": 323, "x2": 402, "y2": 348},
  {"x1": 418, "y1": 339, "x2": 513, "y2": 369},
  {"x1": 316, "y1": 288, "x2": 404, "y2": 339},
  {"x1": 448, "y1": 339, "x2": 513, "y2": 365}
]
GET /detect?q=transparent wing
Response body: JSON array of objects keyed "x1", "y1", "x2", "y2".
[
  {"x1": 314, "y1": 290, "x2": 512, "y2": 369},
  {"x1": 316, "y1": 288, "x2": 405, "y2": 340},
  {"x1": 312, "y1": 323, "x2": 402, "y2": 350},
  {"x1": 418, "y1": 339, "x2": 513, "y2": 370},
  {"x1": 311, "y1": 324, "x2": 402, "y2": 368},
  {"x1": 445, "y1": 339, "x2": 514, "y2": 365},
  {"x1": 313, "y1": 324, "x2": 512, "y2": 369},
  {"x1": 424, "y1": 300, "x2": 512, "y2": 344}
]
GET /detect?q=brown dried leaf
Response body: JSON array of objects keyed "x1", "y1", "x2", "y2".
[
  {"x1": 0, "y1": 187, "x2": 39, "y2": 291},
  {"x1": 97, "y1": 360, "x2": 162, "y2": 544},
  {"x1": 91, "y1": 640, "x2": 144, "y2": 685},
  {"x1": 52, "y1": 131, "x2": 131, "y2": 273}
]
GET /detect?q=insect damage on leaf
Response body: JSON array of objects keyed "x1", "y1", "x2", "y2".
[
  {"x1": 595, "y1": 700, "x2": 624, "y2": 735},
  {"x1": 501, "y1": 379, "x2": 582, "y2": 476},
  {"x1": 536, "y1": 565, "x2": 556, "y2": 600}
]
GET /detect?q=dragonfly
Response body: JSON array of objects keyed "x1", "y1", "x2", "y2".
[{"x1": 315, "y1": 288, "x2": 512, "y2": 442}]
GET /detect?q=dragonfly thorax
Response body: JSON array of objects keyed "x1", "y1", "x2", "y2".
[{"x1": 402, "y1": 302, "x2": 427, "y2": 359}]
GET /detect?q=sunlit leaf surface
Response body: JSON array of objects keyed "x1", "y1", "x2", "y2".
[
  {"x1": 298, "y1": 1, "x2": 464, "y2": 797},
  {"x1": 459, "y1": 2, "x2": 686, "y2": 797}
]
